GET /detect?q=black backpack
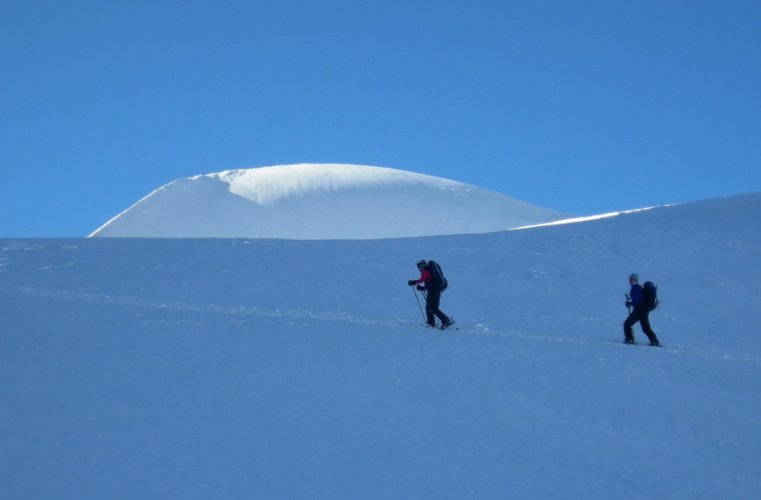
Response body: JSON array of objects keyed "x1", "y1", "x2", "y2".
[
  {"x1": 427, "y1": 260, "x2": 448, "y2": 291},
  {"x1": 642, "y1": 281, "x2": 659, "y2": 311}
]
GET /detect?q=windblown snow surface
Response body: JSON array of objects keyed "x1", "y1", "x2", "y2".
[
  {"x1": 89, "y1": 164, "x2": 567, "y2": 239},
  {"x1": 2, "y1": 193, "x2": 760, "y2": 499}
]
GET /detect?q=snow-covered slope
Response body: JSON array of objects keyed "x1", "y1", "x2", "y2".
[
  {"x1": 90, "y1": 164, "x2": 567, "y2": 239},
  {"x1": 2, "y1": 193, "x2": 760, "y2": 499}
]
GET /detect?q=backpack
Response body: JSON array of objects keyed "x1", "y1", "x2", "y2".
[
  {"x1": 427, "y1": 260, "x2": 448, "y2": 291},
  {"x1": 642, "y1": 281, "x2": 659, "y2": 311}
]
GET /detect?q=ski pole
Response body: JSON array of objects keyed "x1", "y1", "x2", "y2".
[{"x1": 412, "y1": 286, "x2": 426, "y2": 323}]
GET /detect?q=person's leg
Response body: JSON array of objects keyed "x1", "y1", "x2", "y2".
[
  {"x1": 623, "y1": 311, "x2": 639, "y2": 343},
  {"x1": 425, "y1": 291, "x2": 438, "y2": 327},
  {"x1": 640, "y1": 311, "x2": 660, "y2": 346},
  {"x1": 427, "y1": 289, "x2": 450, "y2": 325},
  {"x1": 434, "y1": 308, "x2": 450, "y2": 325}
]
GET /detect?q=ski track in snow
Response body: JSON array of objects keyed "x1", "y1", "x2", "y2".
[{"x1": 6, "y1": 286, "x2": 760, "y2": 366}]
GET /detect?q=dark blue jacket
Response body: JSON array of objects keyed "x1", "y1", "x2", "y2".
[{"x1": 629, "y1": 283, "x2": 644, "y2": 307}]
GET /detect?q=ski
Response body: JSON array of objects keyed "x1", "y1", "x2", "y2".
[
  {"x1": 414, "y1": 319, "x2": 458, "y2": 331},
  {"x1": 622, "y1": 339, "x2": 662, "y2": 348},
  {"x1": 440, "y1": 318, "x2": 456, "y2": 331}
]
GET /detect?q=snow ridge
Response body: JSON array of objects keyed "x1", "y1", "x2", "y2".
[
  {"x1": 90, "y1": 164, "x2": 567, "y2": 239},
  {"x1": 208, "y1": 164, "x2": 466, "y2": 206}
]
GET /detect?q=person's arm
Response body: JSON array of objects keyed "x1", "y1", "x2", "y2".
[{"x1": 408, "y1": 269, "x2": 431, "y2": 286}]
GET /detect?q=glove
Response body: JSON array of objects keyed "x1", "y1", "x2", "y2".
[
  {"x1": 416, "y1": 285, "x2": 426, "y2": 291},
  {"x1": 625, "y1": 301, "x2": 632, "y2": 308},
  {"x1": 408, "y1": 280, "x2": 416, "y2": 286}
]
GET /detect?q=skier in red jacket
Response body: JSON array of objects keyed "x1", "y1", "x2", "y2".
[{"x1": 408, "y1": 260, "x2": 452, "y2": 329}]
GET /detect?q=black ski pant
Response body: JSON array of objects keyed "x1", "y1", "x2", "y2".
[
  {"x1": 425, "y1": 288, "x2": 449, "y2": 327},
  {"x1": 624, "y1": 307, "x2": 659, "y2": 344}
]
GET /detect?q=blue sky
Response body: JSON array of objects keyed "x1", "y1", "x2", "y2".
[{"x1": 2, "y1": 0, "x2": 759, "y2": 237}]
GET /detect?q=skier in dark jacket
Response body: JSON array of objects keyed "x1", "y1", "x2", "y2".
[
  {"x1": 624, "y1": 273, "x2": 661, "y2": 346},
  {"x1": 408, "y1": 260, "x2": 452, "y2": 329}
]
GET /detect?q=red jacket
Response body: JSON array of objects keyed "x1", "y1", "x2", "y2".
[{"x1": 411, "y1": 269, "x2": 432, "y2": 286}]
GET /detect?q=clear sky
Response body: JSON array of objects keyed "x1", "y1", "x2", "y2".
[{"x1": 2, "y1": 0, "x2": 760, "y2": 237}]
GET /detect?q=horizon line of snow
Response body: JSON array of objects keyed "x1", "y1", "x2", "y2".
[{"x1": 510, "y1": 205, "x2": 675, "y2": 231}]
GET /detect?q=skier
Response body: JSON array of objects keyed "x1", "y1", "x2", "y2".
[
  {"x1": 408, "y1": 259, "x2": 453, "y2": 329},
  {"x1": 624, "y1": 273, "x2": 661, "y2": 346}
]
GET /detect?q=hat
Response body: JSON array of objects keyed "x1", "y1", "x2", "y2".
[
  {"x1": 629, "y1": 273, "x2": 639, "y2": 281},
  {"x1": 417, "y1": 260, "x2": 427, "y2": 269}
]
